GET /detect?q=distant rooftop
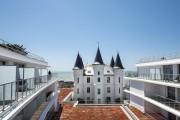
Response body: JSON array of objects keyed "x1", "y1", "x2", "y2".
[
  {"x1": 0, "y1": 38, "x2": 46, "y2": 62},
  {"x1": 138, "y1": 53, "x2": 180, "y2": 64}
]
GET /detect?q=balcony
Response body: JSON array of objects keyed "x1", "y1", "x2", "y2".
[
  {"x1": 149, "y1": 95, "x2": 180, "y2": 111},
  {"x1": 124, "y1": 89, "x2": 180, "y2": 117},
  {"x1": 0, "y1": 74, "x2": 57, "y2": 118},
  {"x1": 125, "y1": 73, "x2": 180, "y2": 88},
  {"x1": 137, "y1": 73, "x2": 180, "y2": 83}
]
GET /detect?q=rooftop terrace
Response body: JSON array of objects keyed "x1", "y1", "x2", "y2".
[
  {"x1": 0, "y1": 38, "x2": 46, "y2": 62},
  {"x1": 53, "y1": 88, "x2": 158, "y2": 120}
]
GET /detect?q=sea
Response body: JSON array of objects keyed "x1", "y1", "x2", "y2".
[{"x1": 53, "y1": 71, "x2": 73, "y2": 81}]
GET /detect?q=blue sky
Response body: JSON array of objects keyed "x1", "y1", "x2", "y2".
[{"x1": 0, "y1": 0, "x2": 180, "y2": 71}]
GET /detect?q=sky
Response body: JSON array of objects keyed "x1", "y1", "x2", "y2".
[{"x1": 0, "y1": 0, "x2": 180, "y2": 71}]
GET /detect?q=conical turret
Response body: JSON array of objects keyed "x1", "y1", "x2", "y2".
[
  {"x1": 115, "y1": 53, "x2": 124, "y2": 69},
  {"x1": 74, "y1": 52, "x2": 84, "y2": 69}
]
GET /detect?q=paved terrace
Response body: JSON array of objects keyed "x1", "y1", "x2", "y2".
[
  {"x1": 51, "y1": 88, "x2": 159, "y2": 120},
  {"x1": 129, "y1": 106, "x2": 167, "y2": 120}
]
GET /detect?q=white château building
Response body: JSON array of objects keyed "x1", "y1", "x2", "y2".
[{"x1": 73, "y1": 47, "x2": 124, "y2": 104}]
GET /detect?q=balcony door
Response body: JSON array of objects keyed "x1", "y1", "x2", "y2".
[
  {"x1": 163, "y1": 65, "x2": 173, "y2": 81},
  {"x1": 167, "y1": 86, "x2": 175, "y2": 100}
]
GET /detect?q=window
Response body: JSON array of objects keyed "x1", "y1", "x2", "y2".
[
  {"x1": 77, "y1": 77, "x2": 79, "y2": 83},
  {"x1": 98, "y1": 99, "x2": 101, "y2": 104},
  {"x1": 98, "y1": 71, "x2": 100, "y2": 75},
  {"x1": 87, "y1": 87, "x2": 90, "y2": 93},
  {"x1": 77, "y1": 88, "x2": 79, "y2": 94},
  {"x1": 119, "y1": 77, "x2": 120, "y2": 83},
  {"x1": 97, "y1": 88, "x2": 101, "y2": 95},
  {"x1": 107, "y1": 77, "x2": 110, "y2": 83},
  {"x1": 119, "y1": 88, "x2": 120, "y2": 93},
  {"x1": 87, "y1": 97, "x2": 90, "y2": 103},
  {"x1": 107, "y1": 87, "x2": 111, "y2": 93},
  {"x1": 98, "y1": 77, "x2": 101, "y2": 82},
  {"x1": 107, "y1": 70, "x2": 110, "y2": 73},
  {"x1": 88, "y1": 71, "x2": 91, "y2": 73},
  {"x1": 106, "y1": 97, "x2": 111, "y2": 103},
  {"x1": 87, "y1": 77, "x2": 90, "y2": 83}
]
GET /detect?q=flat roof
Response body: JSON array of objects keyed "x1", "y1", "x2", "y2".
[
  {"x1": 136, "y1": 58, "x2": 180, "y2": 67},
  {"x1": 60, "y1": 105, "x2": 129, "y2": 120}
]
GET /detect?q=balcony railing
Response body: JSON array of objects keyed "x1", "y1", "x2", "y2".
[
  {"x1": 138, "y1": 53, "x2": 180, "y2": 63},
  {"x1": 0, "y1": 74, "x2": 56, "y2": 118},
  {"x1": 0, "y1": 39, "x2": 46, "y2": 62},
  {"x1": 149, "y1": 95, "x2": 180, "y2": 111},
  {"x1": 130, "y1": 73, "x2": 180, "y2": 83}
]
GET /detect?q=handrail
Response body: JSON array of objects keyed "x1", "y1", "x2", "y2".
[
  {"x1": 0, "y1": 74, "x2": 56, "y2": 118},
  {"x1": 138, "y1": 53, "x2": 180, "y2": 64},
  {"x1": 0, "y1": 38, "x2": 46, "y2": 62},
  {"x1": 126, "y1": 73, "x2": 180, "y2": 83}
]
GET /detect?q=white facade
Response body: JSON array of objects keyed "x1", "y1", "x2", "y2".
[
  {"x1": 0, "y1": 40, "x2": 58, "y2": 120},
  {"x1": 73, "y1": 48, "x2": 124, "y2": 104},
  {"x1": 125, "y1": 57, "x2": 180, "y2": 120}
]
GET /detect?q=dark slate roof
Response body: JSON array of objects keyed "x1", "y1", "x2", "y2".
[
  {"x1": 94, "y1": 47, "x2": 104, "y2": 64},
  {"x1": 74, "y1": 53, "x2": 84, "y2": 69},
  {"x1": 110, "y1": 56, "x2": 115, "y2": 67},
  {"x1": 115, "y1": 53, "x2": 124, "y2": 69}
]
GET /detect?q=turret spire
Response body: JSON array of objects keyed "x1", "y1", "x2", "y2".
[
  {"x1": 94, "y1": 47, "x2": 104, "y2": 64},
  {"x1": 115, "y1": 53, "x2": 124, "y2": 69},
  {"x1": 74, "y1": 52, "x2": 84, "y2": 69},
  {"x1": 110, "y1": 56, "x2": 115, "y2": 67}
]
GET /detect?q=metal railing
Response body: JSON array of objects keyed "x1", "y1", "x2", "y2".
[
  {"x1": 0, "y1": 38, "x2": 46, "y2": 62},
  {"x1": 0, "y1": 74, "x2": 56, "y2": 118},
  {"x1": 149, "y1": 95, "x2": 180, "y2": 111},
  {"x1": 138, "y1": 53, "x2": 180, "y2": 64},
  {"x1": 71, "y1": 99, "x2": 124, "y2": 105},
  {"x1": 128, "y1": 73, "x2": 180, "y2": 83}
]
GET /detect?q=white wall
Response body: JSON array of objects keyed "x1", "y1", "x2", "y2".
[
  {"x1": 93, "y1": 64, "x2": 105, "y2": 103},
  {"x1": 130, "y1": 94, "x2": 145, "y2": 112},
  {"x1": 130, "y1": 80, "x2": 145, "y2": 112},
  {"x1": 114, "y1": 68, "x2": 123, "y2": 99},
  {"x1": 73, "y1": 69, "x2": 84, "y2": 100}
]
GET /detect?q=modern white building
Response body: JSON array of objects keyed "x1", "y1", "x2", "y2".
[
  {"x1": 0, "y1": 39, "x2": 58, "y2": 120},
  {"x1": 124, "y1": 56, "x2": 180, "y2": 120},
  {"x1": 73, "y1": 47, "x2": 124, "y2": 104}
]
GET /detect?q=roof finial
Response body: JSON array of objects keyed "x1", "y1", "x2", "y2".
[{"x1": 98, "y1": 41, "x2": 99, "y2": 48}]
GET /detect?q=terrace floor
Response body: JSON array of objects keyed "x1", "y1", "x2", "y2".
[
  {"x1": 129, "y1": 106, "x2": 167, "y2": 120},
  {"x1": 52, "y1": 88, "x2": 162, "y2": 120}
]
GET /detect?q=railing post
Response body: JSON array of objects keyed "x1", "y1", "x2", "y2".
[
  {"x1": 22, "y1": 67, "x2": 24, "y2": 98},
  {"x1": 3, "y1": 84, "x2": 5, "y2": 111},
  {"x1": 26, "y1": 79, "x2": 28, "y2": 97},
  {"x1": 11, "y1": 82, "x2": 13, "y2": 106},
  {"x1": 16, "y1": 80, "x2": 19, "y2": 101}
]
